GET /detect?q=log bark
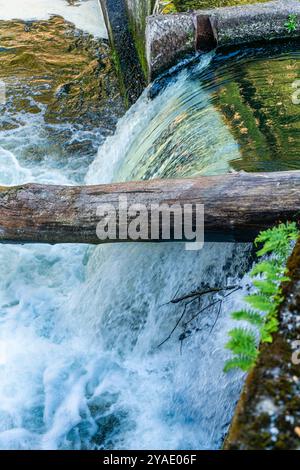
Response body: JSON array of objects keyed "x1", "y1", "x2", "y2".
[{"x1": 0, "y1": 171, "x2": 300, "y2": 244}]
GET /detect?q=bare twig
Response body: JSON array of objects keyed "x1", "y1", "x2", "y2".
[
  {"x1": 160, "y1": 285, "x2": 237, "y2": 308},
  {"x1": 210, "y1": 299, "x2": 222, "y2": 334}
]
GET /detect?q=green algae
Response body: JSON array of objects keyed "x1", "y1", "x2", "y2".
[{"x1": 174, "y1": 0, "x2": 269, "y2": 12}]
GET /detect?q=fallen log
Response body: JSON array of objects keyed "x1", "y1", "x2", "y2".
[{"x1": 0, "y1": 171, "x2": 300, "y2": 244}]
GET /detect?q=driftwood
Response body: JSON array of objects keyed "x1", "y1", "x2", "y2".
[{"x1": 0, "y1": 171, "x2": 299, "y2": 244}]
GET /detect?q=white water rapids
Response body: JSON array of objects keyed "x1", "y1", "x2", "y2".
[{"x1": 0, "y1": 4, "x2": 254, "y2": 449}]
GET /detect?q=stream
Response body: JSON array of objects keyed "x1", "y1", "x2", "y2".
[{"x1": 0, "y1": 0, "x2": 299, "y2": 450}]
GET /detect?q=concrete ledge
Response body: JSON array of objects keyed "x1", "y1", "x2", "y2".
[{"x1": 146, "y1": 0, "x2": 300, "y2": 80}]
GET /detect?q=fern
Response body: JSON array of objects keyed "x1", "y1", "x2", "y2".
[
  {"x1": 244, "y1": 294, "x2": 274, "y2": 313},
  {"x1": 252, "y1": 279, "x2": 278, "y2": 296},
  {"x1": 224, "y1": 222, "x2": 299, "y2": 373},
  {"x1": 251, "y1": 260, "x2": 281, "y2": 280},
  {"x1": 260, "y1": 316, "x2": 279, "y2": 343}
]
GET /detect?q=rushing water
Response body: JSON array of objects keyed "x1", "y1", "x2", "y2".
[
  {"x1": 0, "y1": 6, "x2": 299, "y2": 448},
  {"x1": 173, "y1": 0, "x2": 269, "y2": 12}
]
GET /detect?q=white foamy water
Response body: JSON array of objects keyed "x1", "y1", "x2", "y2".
[
  {"x1": 0, "y1": 52, "x2": 252, "y2": 449},
  {"x1": 0, "y1": 0, "x2": 107, "y2": 37}
]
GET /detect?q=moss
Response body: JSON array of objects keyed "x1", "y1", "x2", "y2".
[
  {"x1": 225, "y1": 240, "x2": 300, "y2": 450},
  {"x1": 174, "y1": 0, "x2": 269, "y2": 12},
  {"x1": 159, "y1": 1, "x2": 178, "y2": 13},
  {"x1": 125, "y1": 0, "x2": 155, "y2": 79},
  {"x1": 211, "y1": 46, "x2": 300, "y2": 172}
]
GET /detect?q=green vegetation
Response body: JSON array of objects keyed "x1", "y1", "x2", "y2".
[
  {"x1": 155, "y1": 1, "x2": 177, "y2": 13},
  {"x1": 127, "y1": 1, "x2": 153, "y2": 78},
  {"x1": 212, "y1": 47, "x2": 300, "y2": 173},
  {"x1": 224, "y1": 222, "x2": 299, "y2": 373},
  {"x1": 285, "y1": 14, "x2": 298, "y2": 33}
]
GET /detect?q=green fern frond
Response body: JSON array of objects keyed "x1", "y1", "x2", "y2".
[
  {"x1": 224, "y1": 222, "x2": 299, "y2": 373},
  {"x1": 252, "y1": 279, "x2": 278, "y2": 296},
  {"x1": 250, "y1": 260, "x2": 281, "y2": 280},
  {"x1": 260, "y1": 316, "x2": 279, "y2": 343},
  {"x1": 244, "y1": 294, "x2": 274, "y2": 313},
  {"x1": 255, "y1": 222, "x2": 298, "y2": 259}
]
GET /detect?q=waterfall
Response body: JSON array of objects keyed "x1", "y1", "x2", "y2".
[{"x1": 0, "y1": 43, "x2": 253, "y2": 449}]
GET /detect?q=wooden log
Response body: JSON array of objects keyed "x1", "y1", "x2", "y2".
[{"x1": 0, "y1": 171, "x2": 300, "y2": 244}]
